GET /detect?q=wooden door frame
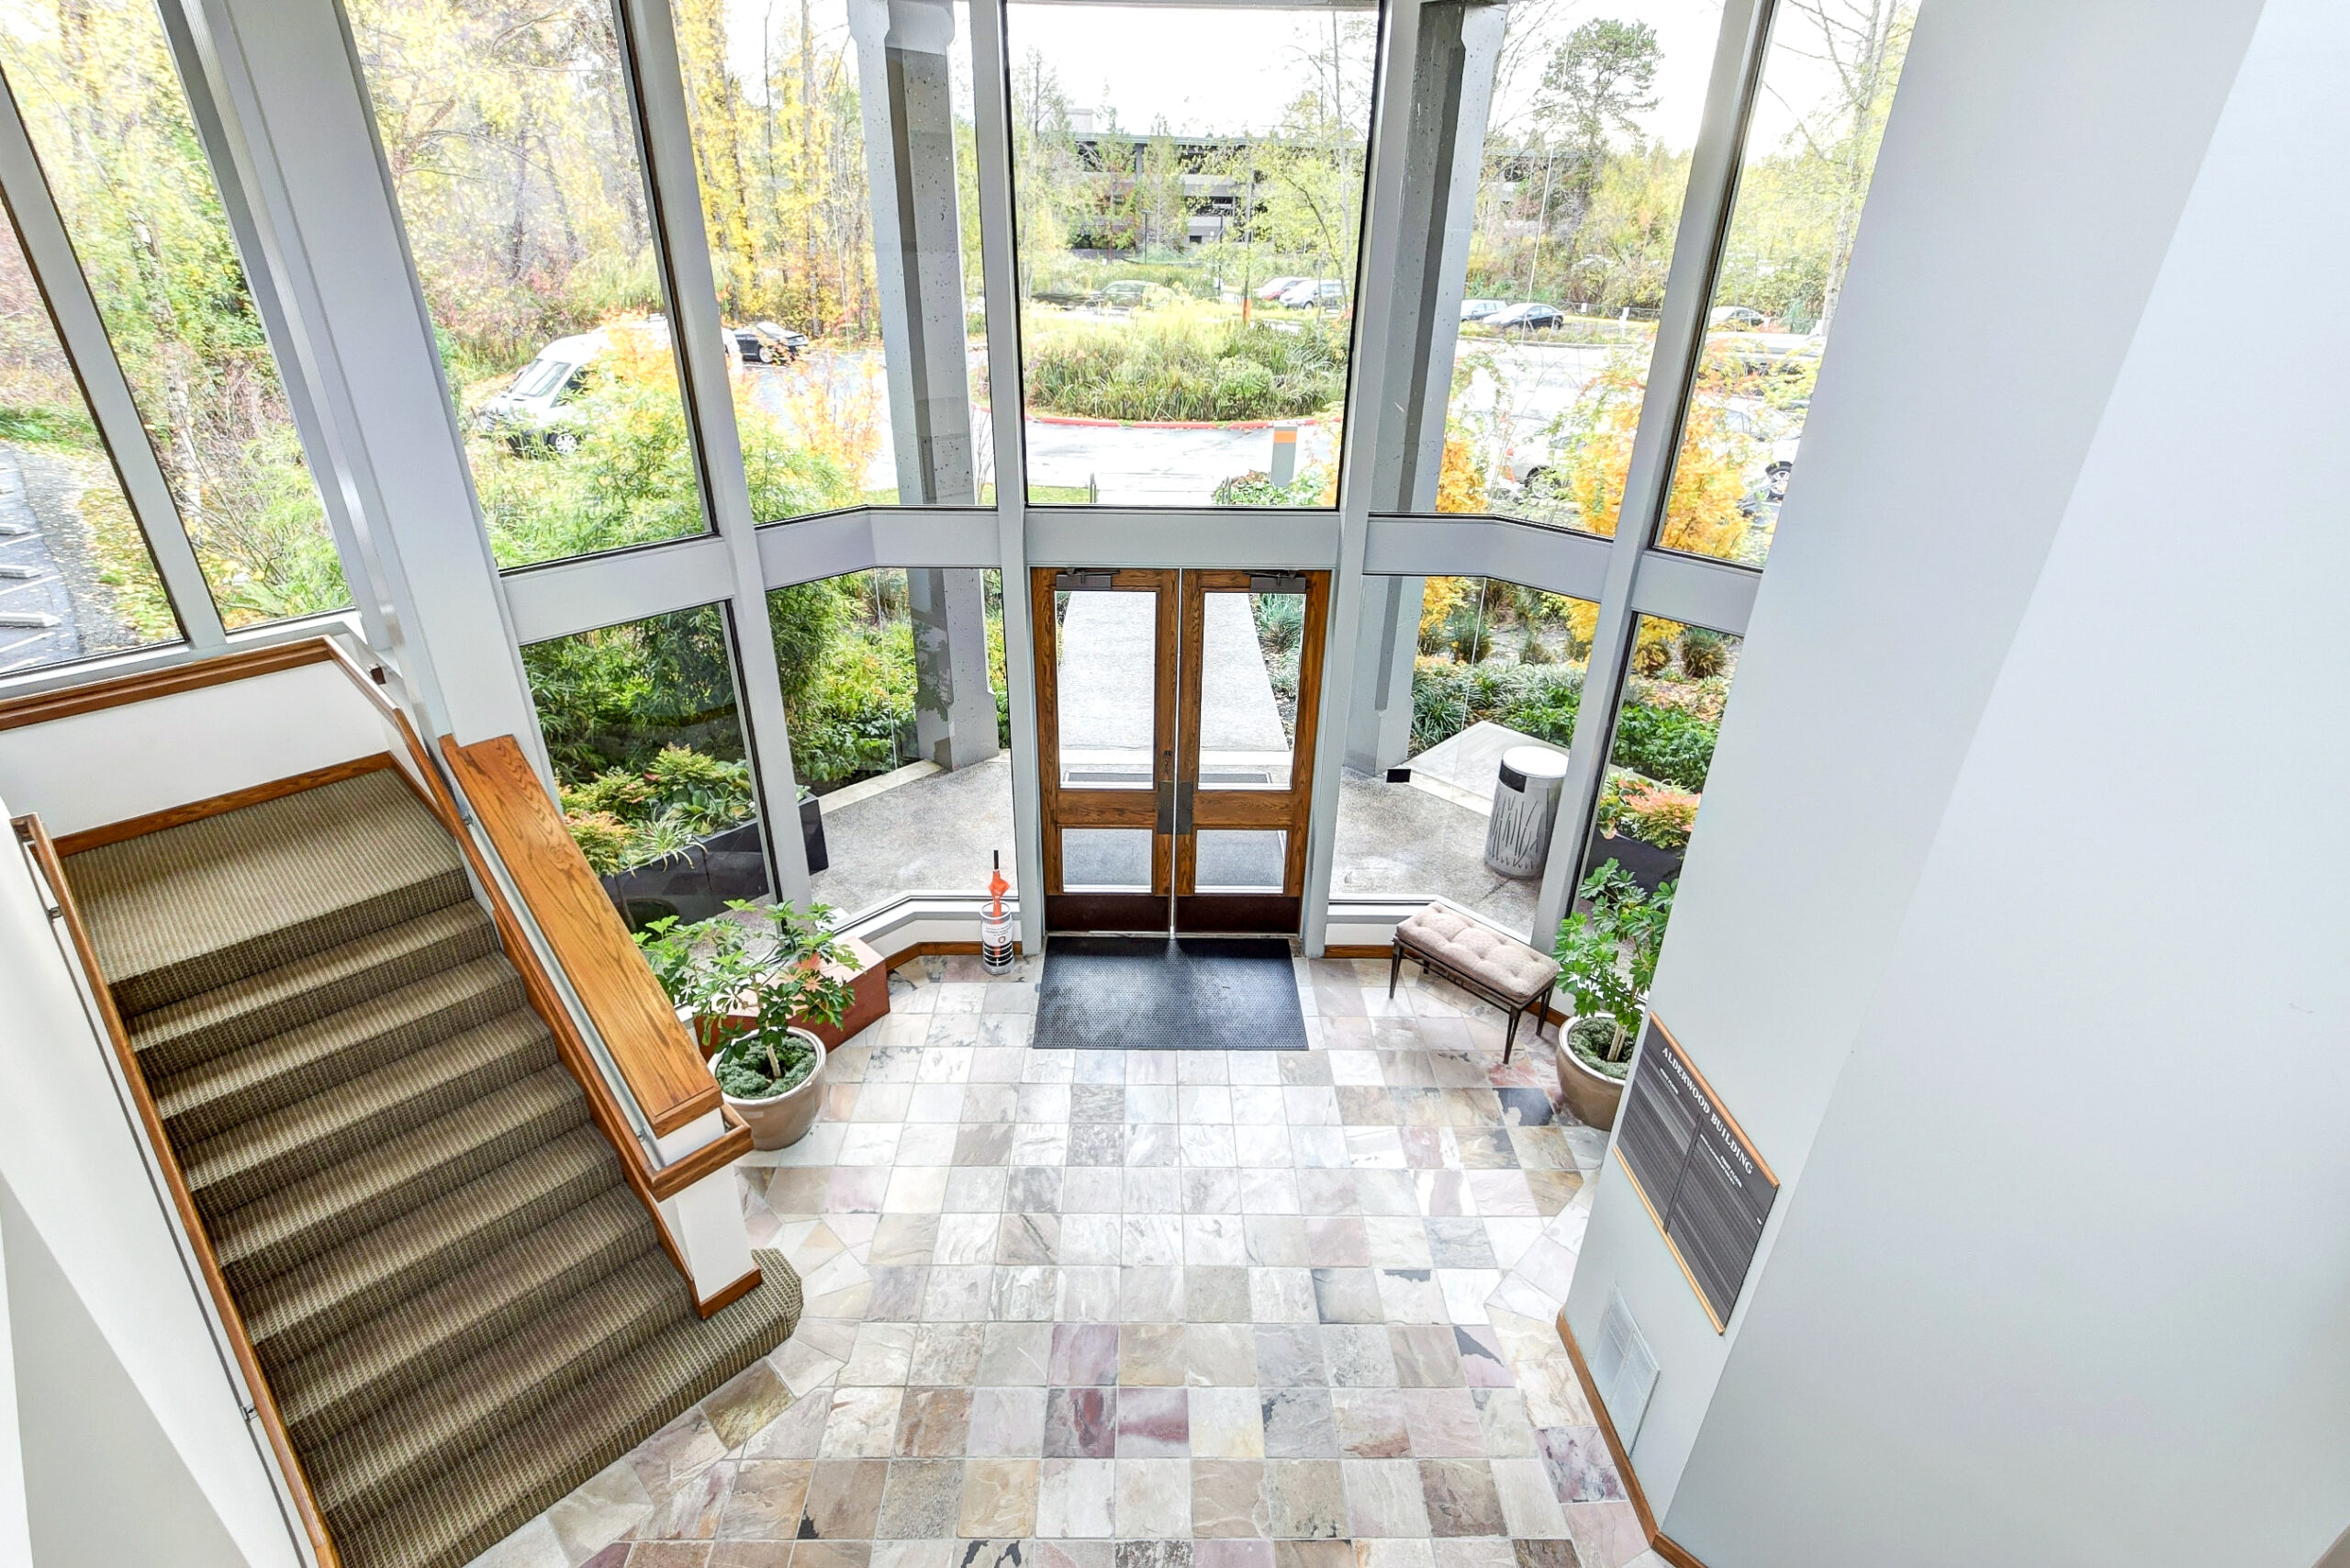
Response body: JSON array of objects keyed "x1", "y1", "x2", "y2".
[
  {"x1": 1032, "y1": 567, "x2": 1179, "y2": 932},
  {"x1": 1172, "y1": 569, "x2": 1331, "y2": 934}
]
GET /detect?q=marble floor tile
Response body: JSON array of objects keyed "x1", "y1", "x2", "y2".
[{"x1": 467, "y1": 956, "x2": 1644, "y2": 1568}]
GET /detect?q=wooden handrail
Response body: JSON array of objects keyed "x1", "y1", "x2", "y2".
[
  {"x1": 439, "y1": 734, "x2": 724, "y2": 1139},
  {"x1": 6, "y1": 633, "x2": 750, "y2": 1291},
  {"x1": 12, "y1": 814, "x2": 342, "y2": 1568}
]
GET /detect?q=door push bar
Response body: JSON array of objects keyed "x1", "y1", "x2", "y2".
[{"x1": 1154, "y1": 779, "x2": 1195, "y2": 834}]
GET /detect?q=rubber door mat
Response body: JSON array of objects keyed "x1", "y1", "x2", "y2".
[{"x1": 1033, "y1": 936, "x2": 1307, "y2": 1050}]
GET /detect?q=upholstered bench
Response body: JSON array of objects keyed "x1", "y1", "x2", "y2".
[{"x1": 1388, "y1": 903, "x2": 1561, "y2": 1061}]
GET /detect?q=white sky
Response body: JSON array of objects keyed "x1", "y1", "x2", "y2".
[{"x1": 720, "y1": 0, "x2": 1852, "y2": 153}]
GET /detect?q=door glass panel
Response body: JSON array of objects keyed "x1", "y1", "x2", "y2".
[
  {"x1": 1194, "y1": 830, "x2": 1284, "y2": 892},
  {"x1": 1054, "y1": 587, "x2": 1157, "y2": 789},
  {"x1": 1063, "y1": 828, "x2": 1153, "y2": 890},
  {"x1": 1198, "y1": 588, "x2": 1299, "y2": 790}
]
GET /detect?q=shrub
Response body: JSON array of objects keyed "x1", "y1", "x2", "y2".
[
  {"x1": 1024, "y1": 304, "x2": 1347, "y2": 422},
  {"x1": 1211, "y1": 469, "x2": 1326, "y2": 507},
  {"x1": 1597, "y1": 771, "x2": 1699, "y2": 850},
  {"x1": 1611, "y1": 700, "x2": 1717, "y2": 791},
  {"x1": 1679, "y1": 627, "x2": 1730, "y2": 679}
]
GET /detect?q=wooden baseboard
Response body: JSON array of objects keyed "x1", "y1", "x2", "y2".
[
  {"x1": 696, "y1": 1264, "x2": 764, "y2": 1318},
  {"x1": 52, "y1": 753, "x2": 397, "y2": 857},
  {"x1": 1321, "y1": 944, "x2": 1391, "y2": 959},
  {"x1": 1557, "y1": 1306, "x2": 1714, "y2": 1568},
  {"x1": 890, "y1": 940, "x2": 1029, "y2": 959}
]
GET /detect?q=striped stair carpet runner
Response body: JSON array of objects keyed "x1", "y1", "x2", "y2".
[{"x1": 66, "y1": 767, "x2": 799, "y2": 1568}]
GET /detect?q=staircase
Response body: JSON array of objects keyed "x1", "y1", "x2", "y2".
[{"x1": 64, "y1": 767, "x2": 800, "y2": 1568}]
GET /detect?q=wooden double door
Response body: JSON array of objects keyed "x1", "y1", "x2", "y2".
[{"x1": 1032, "y1": 567, "x2": 1331, "y2": 935}]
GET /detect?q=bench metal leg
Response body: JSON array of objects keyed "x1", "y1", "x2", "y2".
[
  {"x1": 1503, "y1": 1006, "x2": 1520, "y2": 1063},
  {"x1": 1388, "y1": 939, "x2": 1404, "y2": 998}
]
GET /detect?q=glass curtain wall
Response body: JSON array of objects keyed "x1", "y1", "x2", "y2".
[
  {"x1": 671, "y1": 0, "x2": 992, "y2": 519},
  {"x1": 522, "y1": 602, "x2": 773, "y2": 928},
  {"x1": 1006, "y1": 2, "x2": 1374, "y2": 507},
  {"x1": 1652, "y1": 0, "x2": 1918, "y2": 563},
  {"x1": 0, "y1": 198, "x2": 179, "y2": 672},
  {"x1": 0, "y1": 0, "x2": 346, "y2": 627},
  {"x1": 770, "y1": 566, "x2": 1013, "y2": 920},
  {"x1": 348, "y1": 0, "x2": 709, "y2": 567},
  {"x1": 1439, "y1": 0, "x2": 1718, "y2": 529},
  {"x1": 1332, "y1": 576, "x2": 1596, "y2": 935}
]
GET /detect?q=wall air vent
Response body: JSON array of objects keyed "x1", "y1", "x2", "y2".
[{"x1": 1592, "y1": 1287, "x2": 1662, "y2": 1446}]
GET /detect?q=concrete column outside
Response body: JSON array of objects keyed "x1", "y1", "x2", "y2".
[
  {"x1": 909, "y1": 566, "x2": 1001, "y2": 770},
  {"x1": 1343, "y1": 573, "x2": 1424, "y2": 775},
  {"x1": 849, "y1": 0, "x2": 977, "y2": 507}
]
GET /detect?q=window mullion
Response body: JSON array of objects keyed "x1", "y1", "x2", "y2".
[
  {"x1": 1528, "y1": 0, "x2": 1775, "y2": 944},
  {"x1": 0, "y1": 71, "x2": 227, "y2": 653},
  {"x1": 616, "y1": 0, "x2": 815, "y2": 904}
]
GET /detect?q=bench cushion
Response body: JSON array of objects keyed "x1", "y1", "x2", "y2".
[{"x1": 1395, "y1": 905, "x2": 1559, "y2": 1005}]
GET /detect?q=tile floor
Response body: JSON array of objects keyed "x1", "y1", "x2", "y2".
[{"x1": 469, "y1": 954, "x2": 1664, "y2": 1568}]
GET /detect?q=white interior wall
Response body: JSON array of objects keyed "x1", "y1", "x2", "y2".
[
  {"x1": 1659, "y1": 0, "x2": 2350, "y2": 1559},
  {"x1": 0, "y1": 1205, "x2": 28, "y2": 1568},
  {"x1": 0, "y1": 804, "x2": 295, "y2": 1568},
  {"x1": 4, "y1": 1178, "x2": 254, "y2": 1568},
  {"x1": 0, "y1": 660, "x2": 396, "y2": 837},
  {"x1": 1561, "y1": 0, "x2": 2271, "y2": 1513}
]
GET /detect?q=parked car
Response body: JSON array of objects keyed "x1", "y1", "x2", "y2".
[
  {"x1": 1255, "y1": 274, "x2": 1310, "y2": 301},
  {"x1": 1708, "y1": 304, "x2": 1768, "y2": 330},
  {"x1": 476, "y1": 319, "x2": 740, "y2": 453},
  {"x1": 731, "y1": 320, "x2": 808, "y2": 364},
  {"x1": 1482, "y1": 302, "x2": 1567, "y2": 331},
  {"x1": 1277, "y1": 278, "x2": 1346, "y2": 310},
  {"x1": 1460, "y1": 297, "x2": 1509, "y2": 321}
]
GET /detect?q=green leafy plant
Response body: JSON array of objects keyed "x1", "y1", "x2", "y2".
[
  {"x1": 1595, "y1": 770, "x2": 1700, "y2": 850},
  {"x1": 632, "y1": 902, "x2": 856, "y2": 1100},
  {"x1": 1553, "y1": 860, "x2": 1676, "y2": 1079}
]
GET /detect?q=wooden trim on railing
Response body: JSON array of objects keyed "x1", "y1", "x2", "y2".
[
  {"x1": 13, "y1": 814, "x2": 343, "y2": 1568},
  {"x1": 0, "y1": 637, "x2": 335, "y2": 732},
  {"x1": 440, "y1": 734, "x2": 723, "y2": 1137},
  {"x1": 694, "y1": 1264, "x2": 765, "y2": 1320},
  {"x1": 1556, "y1": 1306, "x2": 1713, "y2": 1568},
  {"x1": 52, "y1": 755, "x2": 398, "y2": 857}
]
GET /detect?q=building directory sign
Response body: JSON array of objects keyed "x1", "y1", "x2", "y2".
[{"x1": 1614, "y1": 1014, "x2": 1778, "y2": 1331}]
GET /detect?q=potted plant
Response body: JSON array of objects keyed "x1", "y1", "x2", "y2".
[
  {"x1": 633, "y1": 901, "x2": 856, "y2": 1149},
  {"x1": 1551, "y1": 860, "x2": 1675, "y2": 1130}
]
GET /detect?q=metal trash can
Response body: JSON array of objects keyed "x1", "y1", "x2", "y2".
[{"x1": 1483, "y1": 745, "x2": 1570, "y2": 879}]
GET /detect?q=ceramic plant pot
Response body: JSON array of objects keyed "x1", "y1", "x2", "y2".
[
  {"x1": 1555, "y1": 1020, "x2": 1628, "y2": 1130},
  {"x1": 716, "y1": 1025, "x2": 829, "y2": 1150}
]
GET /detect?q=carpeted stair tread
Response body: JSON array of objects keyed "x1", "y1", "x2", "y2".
[
  {"x1": 309, "y1": 1251, "x2": 687, "y2": 1523},
  {"x1": 238, "y1": 1118, "x2": 616, "y2": 1362},
  {"x1": 274, "y1": 1189, "x2": 656, "y2": 1445},
  {"x1": 328, "y1": 1252, "x2": 802, "y2": 1568},
  {"x1": 129, "y1": 904, "x2": 498, "y2": 1081},
  {"x1": 217, "y1": 1067, "x2": 594, "y2": 1297},
  {"x1": 183, "y1": 1009, "x2": 556, "y2": 1212},
  {"x1": 152, "y1": 956, "x2": 528, "y2": 1145},
  {"x1": 73, "y1": 769, "x2": 468, "y2": 1015}
]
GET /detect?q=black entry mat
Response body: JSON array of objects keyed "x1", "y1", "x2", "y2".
[{"x1": 1035, "y1": 936, "x2": 1307, "y2": 1050}]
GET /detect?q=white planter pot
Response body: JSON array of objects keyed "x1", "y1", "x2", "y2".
[{"x1": 717, "y1": 1026, "x2": 829, "y2": 1150}]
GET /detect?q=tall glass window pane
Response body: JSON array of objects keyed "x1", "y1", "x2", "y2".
[
  {"x1": 1652, "y1": 0, "x2": 1917, "y2": 563},
  {"x1": 351, "y1": 0, "x2": 708, "y2": 567},
  {"x1": 1442, "y1": 1, "x2": 1718, "y2": 531},
  {"x1": 771, "y1": 566, "x2": 1013, "y2": 922},
  {"x1": 1008, "y1": 3, "x2": 1372, "y2": 507},
  {"x1": 0, "y1": 200, "x2": 178, "y2": 671},
  {"x1": 1575, "y1": 613, "x2": 1737, "y2": 905},
  {"x1": 0, "y1": 0, "x2": 346, "y2": 626},
  {"x1": 522, "y1": 603, "x2": 772, "y2": 929},
  {"x1": 1332, "y1": 576, "x2": 1594, "y2": 936},
  {"x1": 673, "y1": 0, "x2": 990, "y2": 518}
]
